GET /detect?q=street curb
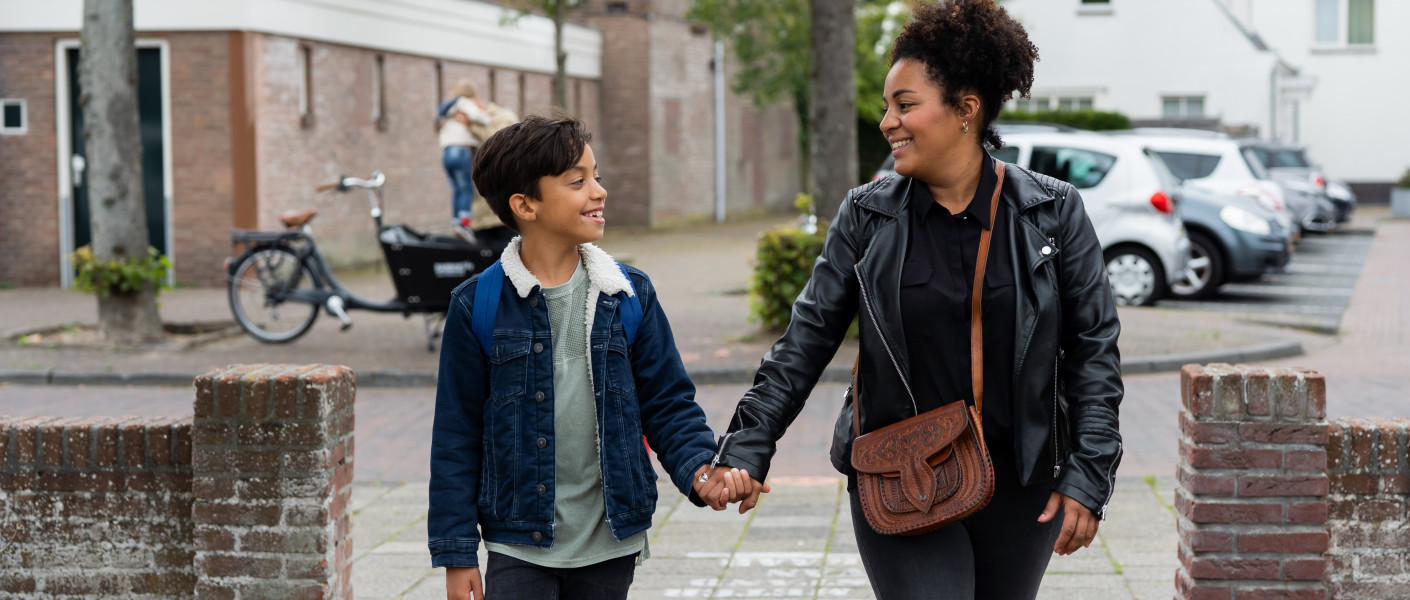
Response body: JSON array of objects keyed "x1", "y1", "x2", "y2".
[{"x1": 0, "y1": 340, "x2": 1303, "y2": 388}]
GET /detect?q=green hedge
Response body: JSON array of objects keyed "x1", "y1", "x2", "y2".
[
  {"x1": 999, "y1": 109, "x2": 1130, "y2": 131},
  {"x1": 750, "y1": 225, "x2": 826, "y2": 330}
]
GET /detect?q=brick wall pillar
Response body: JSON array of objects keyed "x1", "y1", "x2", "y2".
[
  {"x1": 1325, "y1": 417, "x2": 1410, "y2": 598},
  {"x1": 191, "y1": 364, "x2": 356, "y2": 600},
  {"x1": 1176, "y1": 364, "x2": 1330, "y2": 600}
]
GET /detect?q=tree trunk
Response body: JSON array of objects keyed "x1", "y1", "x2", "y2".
[
  {"x1": 553, "y1": 0, "x2": 569, "y2": 110},
  {"x1": 80, "y1": 0, "x2": 164, "y2": 345},
  {"x1": 808, "y1": 0, "x2": 858, "y2": 220}
]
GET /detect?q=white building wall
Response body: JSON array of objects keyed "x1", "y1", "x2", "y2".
[
  {"x1": 1002, "y1": 0, "x2": 1276, "y2": 130},
  {"x1": 1229, "y1": 0, "x2": 1408, "y2": 181}
]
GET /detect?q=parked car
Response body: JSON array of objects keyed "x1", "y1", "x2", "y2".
[
  {"x1": 1242, "y1": 141, "x2": 1355, "y2": 223},
  {"x1": 1109, "y1": 132, "x2": 1337, "y2": 233},
  {"x1": 1164, "y1": 183, "x2": 1293, "y2": 299}
]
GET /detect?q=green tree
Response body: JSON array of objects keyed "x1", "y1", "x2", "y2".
[
  {"x1": 689, "y1": 0, "x2": 905, "y2": 209},
  {"x1": 501, "y1": 0, "x2": 589, "y2": 109}
]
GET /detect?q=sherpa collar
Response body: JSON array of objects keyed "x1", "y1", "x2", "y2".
[{"x1": 499, "y1": 236, "x2": 635, "y2": 300}]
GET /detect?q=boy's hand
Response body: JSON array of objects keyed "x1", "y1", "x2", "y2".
[
  {"x1": 446, "y1": 566, "x2": 483, "y2": 600},
  {"x1": 693, "y1": 465, "x2": 771, "y2": 512},
  {"x1": 692, "y1": 465, "x2": 729, "y2": 510}
]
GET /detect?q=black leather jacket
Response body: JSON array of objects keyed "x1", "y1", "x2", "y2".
[{"x1": 714, "y1": 164, "x2": 1124, "y2": 518}]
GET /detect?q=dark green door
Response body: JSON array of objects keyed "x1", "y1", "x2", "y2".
[{"x1": 67, "y1": 47, "x2": 167, "y2": 255}]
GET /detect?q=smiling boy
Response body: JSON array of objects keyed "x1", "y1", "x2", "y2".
[{"x1": 428, "y1": 112, "x2": 765, "y2": 600}]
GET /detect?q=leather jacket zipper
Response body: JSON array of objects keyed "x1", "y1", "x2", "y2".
[
  {"x1": 854, "y1": 264, "x2": 918, "y2": 415},
  {"x1": 1052, "y1": 356, "x2": 1061, "y2": 479}
]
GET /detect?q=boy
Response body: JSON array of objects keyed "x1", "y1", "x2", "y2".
[{"x1": 429, "y1": 113, "x2": 766, "y2": 600}]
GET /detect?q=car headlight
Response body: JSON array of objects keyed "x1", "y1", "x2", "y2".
[{"x1": 1220, "y1": 206, "x2": 1272, "y2": 236}]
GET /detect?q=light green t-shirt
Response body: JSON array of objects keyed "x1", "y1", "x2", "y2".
[{"x1": 486, "y1": 260, "x2": 647, "y2": 567}]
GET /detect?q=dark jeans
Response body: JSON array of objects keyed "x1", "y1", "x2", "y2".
[
  {"x1": 848, "y1": 441, "x2": 1063, "y2": 600},
  {"x1": 484, "y1": 552, "x2": 637, "y2": 600},
  {"x1": 443, "y1": 145, "x2": 475, "y2": 221}
]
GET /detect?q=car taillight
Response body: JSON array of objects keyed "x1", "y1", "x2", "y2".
[
  {"x1": 1150, "y1": 190, "x2": 1173, "y2": 214},
  {"x1": 1311, "y1": 173, "x2": 1326, "y2": 189}
]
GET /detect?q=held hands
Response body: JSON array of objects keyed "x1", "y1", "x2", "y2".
[
  {"x1": 1038, "y1": 491, "x2": 1099, "y2": 555},
  {"x1": 692, "y1": 464, "x2": 771, "y2": 514},
  {"x1": 445, "y1": 566, "x2": 483, "y2": 600}
]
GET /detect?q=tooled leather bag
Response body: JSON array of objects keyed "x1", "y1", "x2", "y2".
[{"x1": 849, "y1": 161, "x2": 1005, "y2": 536}]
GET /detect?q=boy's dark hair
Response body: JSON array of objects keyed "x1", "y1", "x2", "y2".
[
  {"x1": 890, "y1": 0, "x2": 1039, "y2": 150},
  {"x1": 471, "y1": 111, "x2": 593, "y2": 232}
]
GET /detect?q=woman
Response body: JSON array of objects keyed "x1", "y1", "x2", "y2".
[
  {"x1": 710, "y1": 1, "x2": 1123, "y2": 598},
  {"x1": 439, "y1": 79, "x2": 491, "y2": 240}
]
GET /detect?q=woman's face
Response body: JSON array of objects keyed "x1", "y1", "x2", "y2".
[{"x1": 880, "y1": 58, "x2": 969, "y2": 179}]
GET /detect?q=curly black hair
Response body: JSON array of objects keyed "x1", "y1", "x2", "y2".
[{"x1": 890, "y1": 0, "x2": 1039, "y2": 149}]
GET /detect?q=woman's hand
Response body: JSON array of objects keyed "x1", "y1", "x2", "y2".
[
  {"x1": 445, "y1": 566, "x2": 483, "y2": 600},
  {"x1": 693, "y1": 465, "x2": 771, "y2": 512},
  {"x1": 1038, "y1": 492, "x2": 1099, "y2": 555}
]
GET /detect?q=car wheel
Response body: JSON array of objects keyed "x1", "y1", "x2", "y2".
[
  {"x1": 1103, "y1": 245, "x2": 1165, "y2": 307},
  {"x1": 1170, "y1": 231, "x2": 1225, "y2": 300}
]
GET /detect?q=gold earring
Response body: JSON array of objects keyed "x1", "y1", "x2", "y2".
[{"x1": 963, "y1": 121, "x2": 970, "y2": 134}]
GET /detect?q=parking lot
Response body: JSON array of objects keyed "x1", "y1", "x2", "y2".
[{"x1": 1156, "y1": 229, "x2": 1374, "y2": 334}]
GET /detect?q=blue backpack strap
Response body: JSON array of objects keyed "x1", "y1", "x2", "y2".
[
  {"x1": 616, "y1": 262, "x2": 643, "y2": 345},
  {"x1": 471, "y1": 260, "x2": 505, "y2": 352}
]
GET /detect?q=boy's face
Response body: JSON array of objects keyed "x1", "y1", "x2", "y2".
[{"x1": 522, "y1": 144, "x2": 607, "y2": 245}]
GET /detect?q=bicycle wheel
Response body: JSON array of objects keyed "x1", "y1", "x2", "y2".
[{"x1": 228, "y1": 247, "x2": 320, "y2": 343}]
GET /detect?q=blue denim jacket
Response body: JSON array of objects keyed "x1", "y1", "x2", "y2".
[{"x1": 428, "y1": 240, "x2": 717, "y2": 568}]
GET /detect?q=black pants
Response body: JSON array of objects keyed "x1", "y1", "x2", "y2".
[
  {"x1": 848, "y1": 442, "x2": 1063, "y2": 600},
  {"x1": 484, "y1": 552, "x2": 637, "y2": 600}
]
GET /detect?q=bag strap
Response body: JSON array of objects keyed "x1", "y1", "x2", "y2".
[
  {"x1": 470, "y1": 259, "x2": 642, "y2": 352},
  {"x1": 852, "y1": 160, "x2": 1005, "y2": 436}
]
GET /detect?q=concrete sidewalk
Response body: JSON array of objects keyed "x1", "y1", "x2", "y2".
[
  {"x1": 348, "y1": 476, "x2": 1179, "y2": 600},
  {"x1": 0, "y1": 214, "x2": 1318, "y2": 386}
]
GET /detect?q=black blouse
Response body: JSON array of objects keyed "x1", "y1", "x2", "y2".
[{"x1": 899, "y1": 154, "x2": 1016, "y2": 442}]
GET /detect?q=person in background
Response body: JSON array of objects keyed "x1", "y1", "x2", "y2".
[{"x1": 439, "y1": 79, "x2": 492, "y2": 241}]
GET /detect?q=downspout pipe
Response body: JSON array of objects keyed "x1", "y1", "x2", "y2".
[{"x1": 714, "y1": 40, "x2": 727, "y2": 223}]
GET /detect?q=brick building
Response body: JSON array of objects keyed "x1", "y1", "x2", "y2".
[{"x1": 0, "y1": 0, "x2": 800, "y2": 288}]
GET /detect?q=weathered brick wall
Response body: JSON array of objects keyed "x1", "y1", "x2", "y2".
[
  {"x1": 191, "y1": 364, "x2": 355, "y2": 600},
  {"x1": 0, "y1": 33, "x2": 65, "y2": 287},
  {"x1": 1176, "y1": 363, "x2": 1330, "y2": 600},
  {"x1": 0, "y1": 364, "x2": 355, "y2": 599},
  {"x1": 647, "y1": 19, "x2": 715, "y2": 224},
  {"x1": 1325, "y1": 417, "x2": 1410, "y2": 599},
  {"x1": 0, "y1": 416, "x2": 196, "y2": 598}
]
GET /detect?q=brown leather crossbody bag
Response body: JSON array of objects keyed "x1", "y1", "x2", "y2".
[{"x1": 849, "y1": 161, "x2": 1004, "y2": 536}]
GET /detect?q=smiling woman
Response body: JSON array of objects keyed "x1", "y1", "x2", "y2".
[{"x1": 711, "y1": 1, "x2": 1125, "y2": 599}]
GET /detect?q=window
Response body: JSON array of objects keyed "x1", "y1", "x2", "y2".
[
  {"x1": 1, "y1": 99, "x2": 26, "y2": 135},
  {"x1": 1014, "y1": 95, "x2": 1093, "y2": 112},
  {"x1": 1154, "y1": 151, "x2": 1221, "y2": 181},
  {"x1": 1244, "y1": 147, "x2": 1311, "y2": 170},
  {"x1": 298, "y1": 43, "x2": 314, "y2": 128},
  {"x1": 1015, "y1": 96, "x2": 1049, "y2": 112},
  {"x1": 1058, "y1": 96, "x2": 1094, "y2": 111},
  {"x1": 1031, "y1": 147, "x2": 1116, "y2": 189},
  {"x1": 1162, "y1": 95, "x2": 1205, "y2": 119},
  {"x1": 1316, "y1": 0, "x2": 1374, "y2": 45},
  {"x1": 989, "y1": 146, "x2": 1020, "y2": 164},
  {"x1": 372, "y1": 54, "x2": 386, "y2": 130}
]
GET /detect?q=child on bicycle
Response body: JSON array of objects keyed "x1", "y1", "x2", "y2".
[{"x1": 428, "y1": 112, "x2": 767, "y2": 600}]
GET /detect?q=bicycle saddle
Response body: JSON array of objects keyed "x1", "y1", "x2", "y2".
[{"x1": 279, "y1": 209, "x2": 317, "y2": 227}]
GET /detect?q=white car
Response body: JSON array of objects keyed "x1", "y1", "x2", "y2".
[
  {"x1": 992, "y1": 131, "x2": 1191, "y2": 306},
  {"x1": 1105, "y1": 132, "x2": 1332, "y2": 233}
]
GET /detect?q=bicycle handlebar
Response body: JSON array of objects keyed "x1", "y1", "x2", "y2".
[{"x1": 316, "y1": 172, "x2": 386, "y2": 193}]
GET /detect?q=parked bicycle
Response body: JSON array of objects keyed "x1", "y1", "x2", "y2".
[{"x1": 225, "y1": 172, "x2": 513, "y2": 350}]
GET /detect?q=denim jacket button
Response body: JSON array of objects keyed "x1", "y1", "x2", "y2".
[
  {"x1": 532, "y1": 532, "x2": 543, "y2": 542},
  {"x1": 536, "y1": 437, "x2": 547, "y2": 448},
  {"x1": 529, "y1": 296, "x2": 539, "y2": 308},
  {"x1": 535, "y1": 391, "x2": 545, "y2": 402},
  {"x1": 533, "y1": 343, "x2": 544, "y2": 354},
  {"x1": 536, "y1": 484, "x2": 546, "y2": 495}
]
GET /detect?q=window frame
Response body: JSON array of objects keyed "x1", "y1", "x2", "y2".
[
  {"x1": 1161, "y1": 95, "x2": 1206, "y2": 120},
  {"x1": 298, "y1": 43, "x2": 314, "y2": 129},
  {"x1": 1314, "y1": 0, "x2": 1375, "y2": 48},
  {"x1": 372, "y1": 53, "x2": 386, "y2": 131},
  {"x1": 1, "y1": 98, "x2": 27, "y2": 135}
]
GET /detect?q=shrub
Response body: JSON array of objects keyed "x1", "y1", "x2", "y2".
[
  {"x1": 71, "y1": 245, "x2": 171, "y2": 298},
  {"x1": 750, "y1": 224, "x2": 826, "y2": 330},
  {"x1": 1397, "y1": 167, "x2": 1410, "y2": 189},
  {"x1": 999, "y1": 109, "x2": 1131, "y2": 131}
]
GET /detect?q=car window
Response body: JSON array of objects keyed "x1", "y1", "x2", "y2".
[
  {"x1": 1247, "y1": 146, "x2": 1310, "y2": 169},
  {"x1": 1030, "y1": 147, "x2": 1115, "y2": 189},
  {"x1": 1154, "y1": 151, "x2": 1221, "y2": 180},
  {"x1": 1143, "y1": 149, "x2": 1180, "y2": 190},
  {"x1": 989, "y1": 146, "x2": 1020, "y2": 164}
]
